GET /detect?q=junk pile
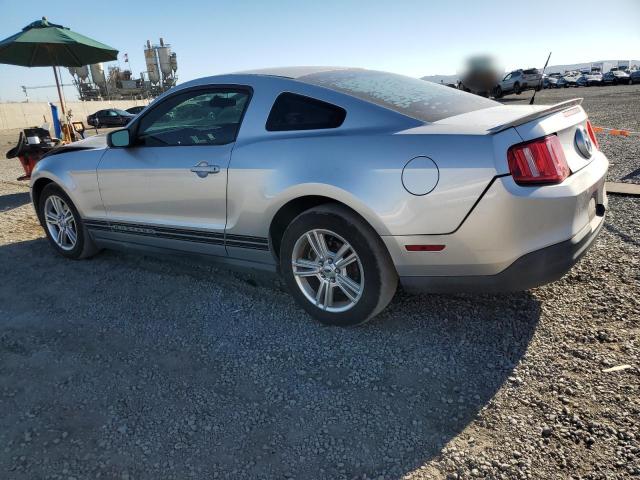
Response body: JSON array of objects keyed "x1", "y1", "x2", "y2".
[{"x1": 6, "y1": 128, "x2": 60, "y2": 180}]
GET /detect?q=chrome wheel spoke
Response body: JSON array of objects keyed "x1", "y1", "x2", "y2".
[
  {"x1": 336, "y1": 274, "x2": 362, "y2": 303},
  {"x1": 45, "y1": 212, "x2": 59, "y2": 225},
  {"x1": 334, "y1": 243, "x2": 350, "y2": 261},
  {"x1": 315, "y1": 279, "x2": 327, "y2": 305},
  {"x1": 306, "y1": 231, "x2": 328, "y2": 260},
  {"x1": 335, "y1": 252, "x2": 357, "y2": 269},
  {"x1": 57, "y1": 227, "x2": 66, "y2": 245},
  {"x1": 51, "y1": 196, "x2": 63, "y2": 215},
  {"x1": 65, "y1": 226, "x2": 77, "y2": 245},
  {"x1": 314, "y1": 280, "x2": 335, "y2": 310},
  {"x1": 323, "y1": 282, "x2": 334, "y2": 310},
  {"x1": 292, "y1": 259, "x2": 321, "y2": 277}
]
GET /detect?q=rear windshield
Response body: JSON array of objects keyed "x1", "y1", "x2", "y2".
[{"x1": 297, "y1": 69, "x2": 498, "y2": 123}]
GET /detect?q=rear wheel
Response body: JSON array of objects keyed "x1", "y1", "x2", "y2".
[
  {"x1": 280, "y1": 204, "x2": 397, "y2": 326},
  {"x1": 39, "y1": 184, "x2": 100, "y2": 260},
  {"x1": 514, "y1": 82, "x2": 522, "y2": 94}
]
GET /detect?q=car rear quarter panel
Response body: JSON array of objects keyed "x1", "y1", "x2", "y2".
[{"x1": 226, "y1": 130, "x2": 502, "y2": 241}]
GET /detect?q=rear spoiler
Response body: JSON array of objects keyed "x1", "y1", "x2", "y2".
[{"x1": 488, "y1": 98, "x2": 583, "y2": 134}]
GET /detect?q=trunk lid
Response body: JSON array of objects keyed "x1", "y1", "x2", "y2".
[{"x1": 432, "y1": 98, "x2": 593, "y2": 174}]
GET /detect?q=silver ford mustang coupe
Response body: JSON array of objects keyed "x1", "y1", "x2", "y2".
[{"x1": 30, "y1": 67, "x2": 608, "y2": 326}]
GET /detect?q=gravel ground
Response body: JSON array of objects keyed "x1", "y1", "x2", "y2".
[{"x1": 0, "y1": 88, "x2": 638, "y2": 479}]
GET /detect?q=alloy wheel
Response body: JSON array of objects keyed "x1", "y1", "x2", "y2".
[
  {"x1": 44, "y1": 195, "x2": 77, "y2": 251},
  {"x1": 291, "y1": 229, "x2": 364, "y2": 312}
]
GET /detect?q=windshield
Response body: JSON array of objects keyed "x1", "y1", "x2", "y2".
[{"x1": 297, "y1": 69, "x2": 498, "y2": 123}]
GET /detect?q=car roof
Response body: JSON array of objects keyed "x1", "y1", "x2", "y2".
[
  {"x1": 171, "y1": 66, "x2": 364, "y2": 94},
  {"x1": 232, "y1": 66, "x2": 356, "y2": 79}
]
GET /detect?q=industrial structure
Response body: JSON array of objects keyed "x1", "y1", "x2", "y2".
[{"x1": 66, "y1": 38, "x2": 178, "y2": 101}]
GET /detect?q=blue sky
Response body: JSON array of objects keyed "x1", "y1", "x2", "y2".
[{"x1": 1, "y1": 0, "x2": 639, "y2": 101}]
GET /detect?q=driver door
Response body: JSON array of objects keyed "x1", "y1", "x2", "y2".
[
  {"x1": 96, "y1": 86, "x2": 251, "y2": 257},
  {"x1": 502, "y1": 73, "x2": 513, "y2": 90}
]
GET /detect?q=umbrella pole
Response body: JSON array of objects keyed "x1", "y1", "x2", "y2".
[
  {"x1": 52, "y1": 66, "x2": 65, "y2": 115},
  {"x1": 53, "y1": 66, "x2": 72, "y2": 142}
]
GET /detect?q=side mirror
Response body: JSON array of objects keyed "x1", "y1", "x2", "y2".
[{"x1": 107, "y1": 129, "x2": 131, "y2": 148}]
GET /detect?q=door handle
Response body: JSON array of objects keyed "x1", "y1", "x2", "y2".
[{"x1": 190, "y1": 161, "x2": 220, "y2": 178}]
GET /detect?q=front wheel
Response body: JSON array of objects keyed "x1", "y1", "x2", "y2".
[
  {"x1": 39, "y1": 184, "x2": 100, "y2": 260},
  {"x1": 493, "y1": 86, "x2": 503, "y2": 98},
  {"x1": 514, "y1": 83, "x2": 521, "y2": 94},
  {"x1": 280, "y1": 204, "x2": 398, "y2": 326}
]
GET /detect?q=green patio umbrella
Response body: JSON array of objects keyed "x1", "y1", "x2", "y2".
[{"x1": 0, "y1": 17, "x2": 118, "y2": 115}]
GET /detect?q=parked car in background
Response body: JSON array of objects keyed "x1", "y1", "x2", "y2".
[
  {"x1": 30, "y1": 67, "x2": 608, "y2": 326},
  {"x1": 603, "y1": 70, "x2": 630, "y2": 85},
  {"x1": 557, "y1": 72, "x2": 580, "y2": 88},
  {"x1": 543, "y1": 73, "x2": 562, "y2": 89},
  {"x1": 87, "y1": 109, "x2": 136, "y2": 127},
  {"x1": 125, "y1": 106, "x2": 146, "y2": 115},
  {"x1": 628, "y1": 70, "x2": 640, "y2": 85},
  {"x1": 493, "y1": 68, "x2": 542, "y2": 97},
  {"x1": 577, "y1": 72, "x2": 603, "y2": 87}
]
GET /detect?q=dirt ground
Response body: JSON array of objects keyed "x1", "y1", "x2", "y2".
[{"x1": 0, "y1": 86, "x2": 638, "y2": 479}]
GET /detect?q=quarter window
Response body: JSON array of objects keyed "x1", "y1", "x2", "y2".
[
  {"x1": 136, "y1": 88, "x2": 250, "y2": 147},
  {"x1": 266, "y1": 93, "x2": 346, "y2": 131}
]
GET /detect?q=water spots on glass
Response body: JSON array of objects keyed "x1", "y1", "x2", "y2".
[{"x1": 299, "y1": 70, "x2": 497, "y2": 123}]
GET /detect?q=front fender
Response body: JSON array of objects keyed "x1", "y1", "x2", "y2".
[{"x1": 30, "y1": 149, "x2": 107, "y2": 219}]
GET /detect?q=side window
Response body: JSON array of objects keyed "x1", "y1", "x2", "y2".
[
  {"x1": 136, "y1": 88, "x2": 250, "y2": 147},
  {"x1": 266, "y1": 93, "x2": 346, "y2": 132},
  {"x1": 107, "y1": 110, "x2": 118, "y2": 116}
]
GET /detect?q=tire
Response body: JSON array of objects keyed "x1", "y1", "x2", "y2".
[
  {"x1": 514, "y1": 82, "x2": 521, "y2": 95},
  {"x1": 629, "y1": 79, "x2": 633, "y2": 85},
  {"x1": 494, "y1": 86, "x2": 503, "y2": 98},
  {"x1": 38, "y1": 183, "x2": 100, "y2": 260},
  {"x1": 279, "y1": 204, "x2": 398, "y2": 326}
]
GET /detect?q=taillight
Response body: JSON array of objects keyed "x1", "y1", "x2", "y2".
[
  {"x1": 507, "y1": 135, "x2": 570, "y2": 185},
  {"x1": 586, "y1": 120, "x2": 600, "y2": 150}
]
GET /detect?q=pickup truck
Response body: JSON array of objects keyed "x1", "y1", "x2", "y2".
[{"x1": 493, "y1": 68, "x2": 542, "y2": 98}]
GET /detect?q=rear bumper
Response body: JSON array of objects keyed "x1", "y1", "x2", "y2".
[{"x1": 401, "y1": 212, "x2": 604, "y2": 293}]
